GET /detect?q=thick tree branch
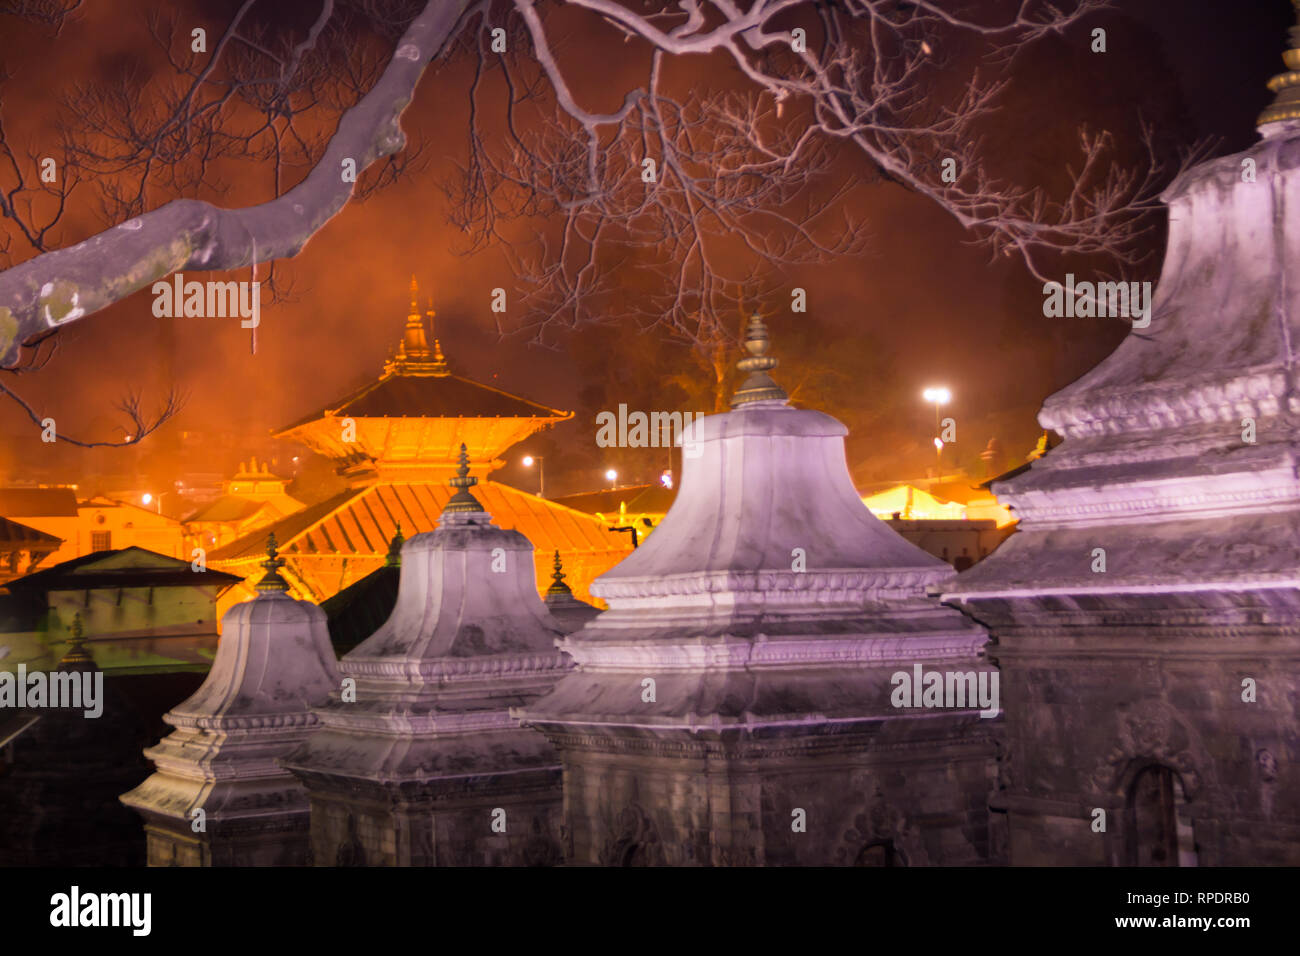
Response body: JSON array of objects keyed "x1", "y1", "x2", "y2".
[{"x1": 0, "y1": 0, "x2": 469, "y2": 366}]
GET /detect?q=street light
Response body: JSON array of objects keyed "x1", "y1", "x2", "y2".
[
  {"x1": 605, "y1": 468, "x2": 617, "y2": 490},
  {"x1": 522, "y1": 455, "x2": 545, "y2": 498},
  {"x1": 922, "y1": 386, "x2": 951, "y2": 419},
  {"x1": 922, "y1": 386, "x2": 951, "y2": 473}
]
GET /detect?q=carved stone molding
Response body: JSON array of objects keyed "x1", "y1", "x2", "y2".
[
  {"x1": 834, "y1": 786, "x2": 925, "y2": 866},
  {"x1": 598, "y1": 803, "x2": 664, "y2": 866},
  {"x1": 1091, "y1": 700, "x2": 1205, "y2": 800}
]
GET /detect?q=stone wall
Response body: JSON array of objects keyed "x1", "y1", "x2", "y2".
[
  {"x1": 968, "y1": 594, "x2": 1300, "y2": 866},
  {"x1": 302, "y1": 771, "x2": 564, "y2": 866},
  {"x1": 550, "y1": 721, "x2": 998, "y2": 866}
]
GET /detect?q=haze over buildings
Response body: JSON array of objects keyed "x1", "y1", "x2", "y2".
[{"x1": 0, "y1": 0, "x2": 1298, "y2": 893}]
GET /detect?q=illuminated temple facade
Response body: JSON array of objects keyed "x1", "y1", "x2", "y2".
[{"x1": 209, "y1": 280, "x2": 630, "y2": 612}]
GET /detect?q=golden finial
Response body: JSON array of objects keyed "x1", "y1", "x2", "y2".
[
  {"x1": 442, "y1": 444, "x2": 485, "y2": 513},
  {"x1": 58, "y1": 611, "x2": 94, "y2": 667},
  {"x1": 730, "y1": 315, "x2": 788, "y2": 408},
  {"x1": 386, "y1": 277, "x2": 443, "y2": 376},
  {"x1": 386, "y1": 523, "x2": 405, "y2": 567},
  {"x1": 545, "y1": 549, "x2": 572, "y2": 598},
  {"x1": 256, "y1": 532, "x2": 291, "y2": 592},
  {"x1": 1260, "y1": 1, "x2": 1300, "y2": 127}
]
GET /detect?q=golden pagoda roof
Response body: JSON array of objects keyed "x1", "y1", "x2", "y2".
[
  {"x1": 274, "y1": 278, "x2": 571, "y2": 476},
  {"x1": 278, "y1": 371, "x2": 569, "y2": 426},
  {"x1": 207, "y1": 480, "x2": 632, "y2": 606},
  {"x1": 278, "y1": 277, "x2": 569, "y2": 428},
  {"x1": 209, "y1": 482, "x2": 626, "y2": 563}
]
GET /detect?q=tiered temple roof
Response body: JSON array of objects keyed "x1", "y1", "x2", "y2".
[
  {"x1": 209, "y1": 278, "x2": 631, "y2": 609},
  {"x1": 274, "y1": 277, "x2": 571, "y2": 483}
]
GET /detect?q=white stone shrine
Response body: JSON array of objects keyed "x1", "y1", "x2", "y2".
[
  {"x1": 519, "y1": 318, "x2": 1000, "y2": 865},
  {"x1": 120, "y1": 536, "x2": 340, "y2": 865},
  {"x1": 282, "y1": 446, "x2": 571, "y2": 865},
  {"x1": 940, "y1": 6, "x2": 1300, "y2": 865}
]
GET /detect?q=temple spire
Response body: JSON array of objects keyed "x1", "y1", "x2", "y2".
[
  {"x1": 403, "y1": 279, "x2": 432, "y2": 359},
  {"x1": 386, "y1": 278, "x2": 445, "y2": 377},
  {"x1": 386, "y1": 524, "x2": 405, "y2": 567},
  {"x1": 256, "y1": 532, "x2": 291, "y2": 592},
  {"x1": 546, "y1": 550, "x2": 572, "y2": 599},
  {"x1": 1259, "y1": 0, "x2": 1300, "y2": 128},
  {"x1": 730, "y1": 315, "x2": 788, "y2": 408},
  {"x1": 442, "y1": 444, "x2": 486, "y2": 515}
]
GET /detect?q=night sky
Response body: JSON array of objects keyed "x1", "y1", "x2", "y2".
[{"x1": 0, "y1": 0, "x2": 1292, "y2": 499}]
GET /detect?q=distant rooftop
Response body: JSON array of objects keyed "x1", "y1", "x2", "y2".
[
  {"x1": 0, "y1": 516, "x2": 61, "y2": 548},
  {"x1": 182, "y1": 496, "x2": 264, "y2": 524},
  {"x1": 7, "y1": 547, "x2": 242, "y2": 592},
  {"x1": 229, "y1": 456, "x2": 285, "y2": 481},
  {"x1": 321, "y1": 564, "x2": 400, "y2": 657},
  {"x1": 552, "y1": 484, "x2": 677, "y2": 517},
  {"x1": 0, "y1": 487, "x2": 79, "y2": 517}
]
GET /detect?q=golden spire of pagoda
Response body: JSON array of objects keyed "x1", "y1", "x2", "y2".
[
  {"x1": 1260, "y1": 1, "x2": 1300, "y2": 127},
  {"x1": 402, "y1": 278, "x2": 431, "y2": 359},
  {"x1": 385, "y1": 277, "x2": 450, "y2": 377}
]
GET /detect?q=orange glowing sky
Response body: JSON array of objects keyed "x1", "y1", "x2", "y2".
[{"x1": 0, "y1": 0, "x2": 1289, "y2": 496}]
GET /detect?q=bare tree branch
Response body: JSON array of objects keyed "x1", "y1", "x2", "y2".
[
  {"x1": 0, "y1": 374, "x2": 184, "y2": 447},
  {"x1": 441, "y1": 0, "x2": 1191, "y2": 347},
  {"x1": 0, "y1": 0, "x2": 473, "y2": 365},
  {"x1": 0, "y1": 0, "x2": 1197, "y2": 383},
  {"x1": 0, "y1": 0, "x2": 83, "y2": 34}
]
